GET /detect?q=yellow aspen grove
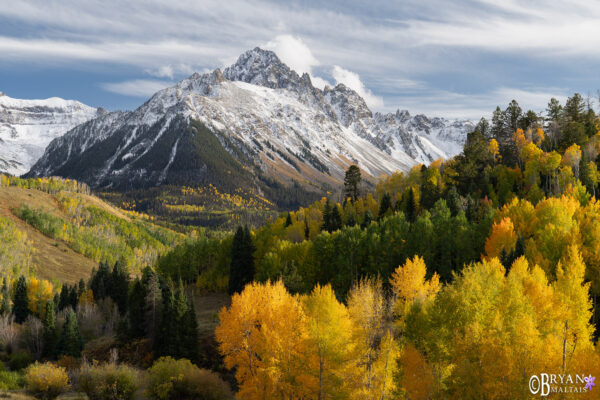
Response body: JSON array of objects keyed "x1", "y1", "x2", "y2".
[{"x1": 302, "y1": 284, "x2": 355, "y2": 400}]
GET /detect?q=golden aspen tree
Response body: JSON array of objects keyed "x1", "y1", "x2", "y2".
[
  {"x1": 398, "y1": 343, "x2": 434, "y2": 400},
  {"x1": 484, "y1": 217, "x2": 517, "y2": 259},
  {"x1": 389, "y1": 256, "x2": 440, "y2": 329},
  {"x1": 488, "y1": 139, "x2": 500, "y2": 162},
  {"x1": 553, "y1": 245, "x2": 594, "y2": 373},
  {"x1": 27, "y1": 278, "x2": 53, "y2": 317},
  {"x1": 216, "y1": 280, "x2": 309, "y2": 400},
  {"x1": 346, "y1": 278, "x2": 397, "y2": 400},
  {"x1": 301, "y1": 284, "x2": 354, "y2": 400}
]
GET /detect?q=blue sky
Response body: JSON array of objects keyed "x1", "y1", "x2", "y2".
[{"x1": 1, "y1": 0, "x2": 599, "y2": 119}]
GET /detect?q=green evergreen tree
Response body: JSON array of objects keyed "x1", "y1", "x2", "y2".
[
  {"x1": 321, "y1": 199, "x2": 332, "y2": 232},
  {"x1": 12, "y1": 275, "x2": 29, "y2": 324},
  {"x1": 156, "y1": 281, "x2": 177, "y2": 357},
  {"x1": 58, "y1": 283, "x2": 70, "y2": 311},
  {"x1": 405, "y1": 187, "x2": 417, "y2": 223},
  {"x1": 446, "y1": 186, "x2": 462, "y2": 216},
  {"x1": 345, "y1": 210, "x2": 356, "y2": 227},
  {"x1": 90, "y1": 262, "x2": 110, "y2": 300},
  {"x1": 77, "y1": 279, "x2": 86, "y2": 296},
  {"x1": 69, "y1": 285, "x2": 78, "y2": 311},
  {"x1": 343, "y1": 165, "x2": 362, "y2": 202},
  {"x1": 181, "y1": 298, "x2": 199, "y2": 362},
  {"x1": 128, "y1": 278, "x2": 147, "y2": 338},
  {"x1": 361, "y1": 210, "x2": 374, "y2": 229},
  {"x1": 304, "y1": 218, "x2": 310, "y2": 239},
  {"x1": 228, "y1": 226, "x2": 256, "y2": 295},
  {"x1": 110, "y1": 261, "x2": 130, "y2": 315},
  {"x1": 378, "y1": 193, "x2": 392, "y2": 220},
  {"x1": 329, "y1": 205, "x2": 342, "y2": 232},
  {"x1": 143, "y1": 268, "x2": 162, "y2": 343},
  {"x1": 42, "y1": 301, "x2": 57, "y2": 358},
  {"x1": 57, "y1": 310, "x2": 83, "y2": 358},
  {"x1": 284, "y1": 212, "x2": 292, "y2": 228}
]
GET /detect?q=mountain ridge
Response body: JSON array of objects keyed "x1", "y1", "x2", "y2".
[
  {"x1": 0, "y1": 92, "x2": 99, "y2": 175},
  {"x1": 27, "y1": 47, "x2": 474, "y2": 206}
]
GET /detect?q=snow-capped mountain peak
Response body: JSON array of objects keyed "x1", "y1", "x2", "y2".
[
  {"x1": 0, "y1": 93, "x2": 99, "y2": 175},
  {"x1": 27, "y1": 47, "x2": 474, "y2": 205}
]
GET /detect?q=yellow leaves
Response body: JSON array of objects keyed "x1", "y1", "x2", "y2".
[
  {"x1": 215, "y1": 280, "x2": 308, "y2": 400},
  {"x1": 488, "y1": 138, "x2": 500, "y2": 161},
  {"x1": 390, "y1": 256, "x2": 440, "y2": 311},
  {"x1": 25, "y1": 362, "x2": 69, "y2": 398},
  {"x1": 27, "y1": 277, "x2": 54, "y2": 316},
  {"x1": 398, "y1": 343, "x2": 434, "y2": 400},
  {"x1": 217, "y1": 280, "x2": 400, "y2": 400},
  {"x1": 484, "y1": 217, "x2": 517, "y2": 259},
  {"x1": 562, "y1": 143, "x2": 582, "y2": 170}
]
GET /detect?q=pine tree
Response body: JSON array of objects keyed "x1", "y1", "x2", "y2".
[
  {"x1": 90, "y1": 262, "x2": 110, "y2": 301},
  {"x1": 378, "y1": 193, "x2": 392, "y2": 220},
  {"x1": 446, "y1": 186, "x2": 462, "y2": 216},
  {"x1": 405, "y1": 187, "x2": 417, "y2": 222},
  {"x1": 321, "y1": 199, "x2": 332, "y2": 232},
  {"x1": 128, "y1": 279, "x2": 147, "y2": 338},
  {"x1": 110, "y1": 261, "x2": 130, "y2": 315},
  {"x1": 143, "y1": 268, "x2": 162, "y2": 343},
  {"x1": 343, "y1": 165, "x2": 362, "y2": 202},
  {"x1": 77, "y1": 279, "x2": 86, "y2": 296},
  {"x1": 330, "y1": 205, "x2": 342, "y2": 232},
  {"x1": 156, "y1": 281, "x2": 177, "y2": 357},
  {"x1": 42, "y1": 301, "x2": 57, "y2": 358},
  {"x1": 361, "y1": 210, "x2": 374, "y2": 229},
  {"x1": 69, "y1": 285, "x2": 78, "y2": 310},
  {"x1": 58, "y1": 283, "x2": 70, "y2": 311},
  {"x1": 181, "y1": 299, "x2": 199, "y2": 362},
  {"x1": 57, "y1": 310, "x2": 83, "y2": 357},
  {"x1": 228, "y1": 226, "x2": 256, "y2": 295},
  {"x1": 304, "y1": 218, "x2": 310, "y2": 240},
  {"x1": 284, "y1": 212, "x2": 292, "y2": 228},
  {"x1": 345, "y1": 211, "x2": 356, "y2": 227},
  {"x1": 12, "y1": 275, "x2": 29, "y2": 324}
]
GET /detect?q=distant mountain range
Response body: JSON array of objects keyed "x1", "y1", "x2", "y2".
[
  {"x1": 19, "y1": 48, "x2": 473, "y2": 204},
  {"x1": 0, "y1": 92, "x2": 100, "y2": 175}
]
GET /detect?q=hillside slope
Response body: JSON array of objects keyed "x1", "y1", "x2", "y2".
[{"x1": 0, "y1": 176, "x2": 184, "y2": 283}]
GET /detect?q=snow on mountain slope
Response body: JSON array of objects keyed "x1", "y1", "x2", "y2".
[
  {"x1": 0, "y1": 92, "x2": 99, "y2": 175},
  {"x1": 28, "y1": 48, "x2": 474, "y2": 202}
]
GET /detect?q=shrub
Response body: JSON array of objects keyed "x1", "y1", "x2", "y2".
[
  {"x1": 25, "y1": 362, "x2": 69, "y2": 399},
  {"x1": 9, "y1": 350, "x2": 33, "y2": 370},
  {"x1": 147, "y1": 357, "x2": 232, "y2": 400},
  {"x1": 0, "y1": 369, "x2": 25, "y2": 390},
  {"x1": 77, "y1": 362, "x2": 141, "y2": 400}
]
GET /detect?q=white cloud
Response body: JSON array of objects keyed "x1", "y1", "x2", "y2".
[
  {"x1": 264, "y1": 35, "x2": 318, "y2": 76},
  {"x1": 332, "y1": 66, "x2": 384, "y2": 109},
  {"x1": 264, "y1": 35, "x2": 331, "y2": 89},
  {"x1": 384, "y1": 86, "x2": 570, "y2": 120},
  {"x1": 100, "y1": 79, "x2": 173, "y2": 97},
  {"x1": 145, "y1": 64, "x2": 195, "y2": 79}
]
